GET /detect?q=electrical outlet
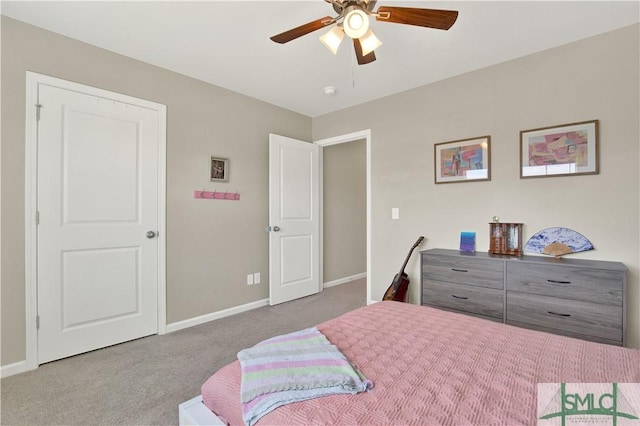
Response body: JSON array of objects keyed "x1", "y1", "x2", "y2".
[
  {"x1": 246, "y1": 274, "x2": 254, "y2": 285},
  {"x1": 254, "y1": 272, "x2": 261, "y2": 284}
]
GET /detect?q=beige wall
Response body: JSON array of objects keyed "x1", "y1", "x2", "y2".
[
  {"x1": 0, "y1": 17, "x2": 311, "y2": 365},
  {"x1": 323, "y1": 140, "x2": 366, "y2": 283},
  {"x1": 313, "y1": 24, "x2": 640, "y2": 348},
  {"x1": 3, "y1": 17, "x2": 639, "y2": 369}
]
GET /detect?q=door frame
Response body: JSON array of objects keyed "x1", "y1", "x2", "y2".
[
  {"x1": 24, "y1": 72, "x2": 167, "y2": 371},
  {"x1": 314, "y1": 129, "x2": 372, "y2": 304}
]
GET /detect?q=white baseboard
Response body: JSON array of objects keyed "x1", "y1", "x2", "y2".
[
  {"x1": 170, "y1": 273, "x2": 366, "y2": 333},
  {"x1": 1, "y1": 360, "x2": 27, "y2": 378},
  {"x1": 166, "y1": 298, "x2": 269, "y2": 333},
  {"x1": 323, "y1": 272, "x2": 366, "y2": 289}
]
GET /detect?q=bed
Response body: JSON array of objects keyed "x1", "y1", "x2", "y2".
[{"x1": 179, "y1": 301, "x2": 640, "y2": 425}]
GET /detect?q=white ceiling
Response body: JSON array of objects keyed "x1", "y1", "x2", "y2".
[{"x1": 2, "y1": 1, "x2": 638, "y2": 117}]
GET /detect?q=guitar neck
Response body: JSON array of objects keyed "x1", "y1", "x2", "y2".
[
  {"x1": 397, "y1": 253, "x2": 412, "y2": 277},
  {"x1": 396, "y1": 236, "x2": 424, "y2": 277}
]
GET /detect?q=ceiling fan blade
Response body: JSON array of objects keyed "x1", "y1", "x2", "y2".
[
  {"x1": 353, "y1": 38, "x2": 376, "y2": 65},
  {"x1": 270, "y1": 16, "x2": 333, "y2": 44},
  {"x1": 376, "y1": 6, "x2": 458, "y2": 30}
]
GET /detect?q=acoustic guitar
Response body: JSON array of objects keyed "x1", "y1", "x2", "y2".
[{"x1": 382, "y1": 236, "x2": 425, "y2": 302}]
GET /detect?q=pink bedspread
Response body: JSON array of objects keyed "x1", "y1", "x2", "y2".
[{"x1": 202, "y1": 301, "x2": 640, "y2": 425}]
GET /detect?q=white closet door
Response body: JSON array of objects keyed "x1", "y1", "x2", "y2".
[{"x1": 37, "y1": 83, "x2": 160, "y2": 364}]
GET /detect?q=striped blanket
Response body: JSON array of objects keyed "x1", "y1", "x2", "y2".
[{"x1": 237, "y1": 326, "x2": 373, "y2": 426}]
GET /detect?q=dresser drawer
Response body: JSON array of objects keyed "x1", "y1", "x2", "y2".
[
  {"x1": 506, "y1": 262, "x2": 623, "y2": 306},
  {"x1": 429, "y1": 306, "x2": 503, "y2": 323},
  {"x1": 506, "y1": 292, "x2": 622, "y2": 343},
  {"x1": 423, "y1": 280, "x2": 503, "y2": 319},
  {"x1": 423, "y1": 254, "x2": 504, "y2": 289}
]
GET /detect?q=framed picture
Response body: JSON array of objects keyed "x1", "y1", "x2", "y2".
[
  {"x1": 210, "y1": 156, "x2": 229, "y2": 182},
  {"x1": 434, "y1": 136, "x2": 491, "y2": 184},
  {"x1": 520, "y1": 120, "x2": 599, "y2": 178}
]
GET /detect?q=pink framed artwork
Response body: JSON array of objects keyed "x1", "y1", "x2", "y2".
[
  {"x1": 520, "y1": 120, "x2": 599, "y2": 178},
  {"x1": 434, "y1": 135, "x2": 491, "y2": 184}
]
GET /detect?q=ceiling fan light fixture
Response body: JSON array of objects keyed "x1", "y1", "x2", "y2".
[
  {"x1": 319, "y1": 26, "x2": 345, "y2": 54},
  {"x1": 359, "y1": 29, "x2": 382, "y2": 56},
  {"x1": 343, "y1": 6, "x2": 369, "y2": 39},
  {"x1": 269, "y1": 2, "x2": 459, "y2": 66}
]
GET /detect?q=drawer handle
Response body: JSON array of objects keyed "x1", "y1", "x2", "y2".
[
  {"x1": 547, "y1": 279, "x2": 571, "y2": 284},
  {"x1": 451, "y1": 294, "x2": 469, "y2": 300},
  {"x1": 451, "y1": 268, "x2": 468, "y2": 273},
  {"x1": 547, "y1": 311, "x2": 571, "y2": 317}
]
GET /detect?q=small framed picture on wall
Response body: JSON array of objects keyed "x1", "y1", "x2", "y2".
[{"x1": 210, "y1": 156, "x2": 229, "y2": 182}]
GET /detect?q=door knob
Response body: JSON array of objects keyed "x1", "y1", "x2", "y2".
[
  {"x1": 273, "y1": 226, "x2": 281, "y2": 232},
  {"x1": 146, "y1": 231, "x2": 156, "y2": 239}
]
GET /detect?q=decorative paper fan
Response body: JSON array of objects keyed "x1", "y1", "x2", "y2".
[{"x1": 524, "y1": 227, "x2": 594, "y2": 257}]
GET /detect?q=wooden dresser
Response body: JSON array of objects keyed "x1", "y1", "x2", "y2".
[{"x1": 420, "y1": 248, "x2": 627, "y2": 346}]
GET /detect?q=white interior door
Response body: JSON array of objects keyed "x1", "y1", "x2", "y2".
[
  {"x1": 36, "y1": 82, "x2": 161, "y2": 364},
  {"x1": 268, "y1": 134, "x2": 320, "y2": 305}
]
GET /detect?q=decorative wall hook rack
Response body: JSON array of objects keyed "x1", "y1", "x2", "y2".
[{"x1": 194, "y1": 190, "x2": 240, "y2": 200}]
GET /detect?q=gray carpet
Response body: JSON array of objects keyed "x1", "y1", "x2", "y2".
[{"x1": 1, "y1": 279, "x2": 366, "y2": 425}]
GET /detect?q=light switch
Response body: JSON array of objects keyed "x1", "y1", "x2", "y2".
[
  {"x1": 392, "y1": 208, "x2": 399, "y2": 220},
  {"x1": 246, "y1": 274, "x2": 254, "y2": 285},
  {"x1": 254, "y1": 272, "x2": 261, "y2": 284}
]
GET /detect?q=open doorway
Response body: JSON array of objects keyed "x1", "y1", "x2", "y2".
[
  {"x1": 315, "y1": 130, "x2": 371, "y2": 303},
  {"x1": 322, "y1": 140, "x2": 366, "y2": 287}
]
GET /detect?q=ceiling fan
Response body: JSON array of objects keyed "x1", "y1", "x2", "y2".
[{"x1": 270, "y1": 0, "x2": 459, "y2": 65}]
